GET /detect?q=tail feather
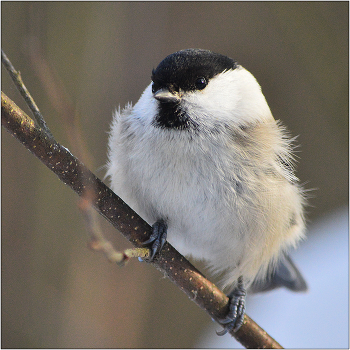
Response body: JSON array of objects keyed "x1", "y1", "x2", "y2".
[{"x1": 249, "y1": 253, "x2": 307, "y2": 293}]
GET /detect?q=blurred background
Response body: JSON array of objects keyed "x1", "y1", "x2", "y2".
[{"x1": 2, "y1": 2, "x2": 348, "y2": 348}]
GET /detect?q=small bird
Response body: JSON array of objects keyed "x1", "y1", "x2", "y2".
[{"x1": 106, "y1": 49, "x2": 307, "y2": 334}]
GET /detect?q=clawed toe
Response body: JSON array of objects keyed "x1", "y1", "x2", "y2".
[
  {"x1": 217, "y1": 276, "x2": 246, "y2": 335},
  {"x1": 142, "y1": 219, "x2": 167, "y2": 261}
]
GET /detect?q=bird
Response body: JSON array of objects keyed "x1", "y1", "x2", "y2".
[{"x1": 106, "y1": 48, "x2": 307, "y2": 334}]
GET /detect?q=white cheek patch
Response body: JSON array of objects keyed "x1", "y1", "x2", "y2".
[
  {"x1": 185, "y1": 67, "x2": 273, "y2": 125},
  {"x1": 131, "y1": 83, "x2": 159, "y2": 126}
]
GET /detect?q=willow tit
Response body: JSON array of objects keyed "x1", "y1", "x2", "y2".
[{"x1": 106, "y1": 49, "x2": 307, "y2": 334}]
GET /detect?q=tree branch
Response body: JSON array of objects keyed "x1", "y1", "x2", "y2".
[
  {"x1": 1, "y1": 56, "x2": 283, "y2": 349},
  {"x1": 1, "y1": 49, "x2": 53, "y2": 138}
]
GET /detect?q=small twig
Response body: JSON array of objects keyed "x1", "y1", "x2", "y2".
[
  {"x1": 78, "y1": 189, "x2": 150, "y2": 266},
  {"x1": 26, "y1": 40, "x2": 92, "y2": 166},
  {"x1": 1, "y1": 49, "x2": 53, "y2": 138}
]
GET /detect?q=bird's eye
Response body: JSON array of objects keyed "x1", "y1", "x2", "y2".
[{"x1": 195, "y1": 77, "x2": 207, "y2": 90}]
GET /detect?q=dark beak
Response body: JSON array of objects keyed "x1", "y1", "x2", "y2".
[{"x1": 153, "y1": 88, "x2": 181, "y2": 103}]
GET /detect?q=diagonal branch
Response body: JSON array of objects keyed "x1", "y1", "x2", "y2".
[
  {"x1": 1, "y1": 54, "x2": 283, "y2": 349},
  {"x1": 1, "y1": 49, "x2": 53, "y2": 138}
]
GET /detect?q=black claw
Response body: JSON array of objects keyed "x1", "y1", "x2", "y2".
[
  {"x1": 217, "y1": 276, "x2": 246, "y2": 335},
  {"x1": 142, "y1": 220, "x2": 167, "y2": 261}
]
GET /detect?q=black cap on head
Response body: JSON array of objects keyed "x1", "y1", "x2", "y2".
[{"x1": 151, "y1": 49, "x2": 237, "y2": 93}]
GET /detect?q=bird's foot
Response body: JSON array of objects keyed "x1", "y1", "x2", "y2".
[
  {"x1": 217, "y1": 276, "x2": 246, "y2": 335},
  {"x1": 142, "y1": 219, "x2": 167, "y2": 261}
]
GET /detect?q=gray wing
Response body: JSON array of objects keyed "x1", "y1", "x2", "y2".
[{"x1": 249, "y1": 252, "x2": 307, "y2": 293}]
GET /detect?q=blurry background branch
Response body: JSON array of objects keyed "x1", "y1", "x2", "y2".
[
  {"x1": 1, "y1": 52, "x2": 283, "y2": 349},
  {"x1": 1, "y1": 49, "x2": 53, "y2": 138}
]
